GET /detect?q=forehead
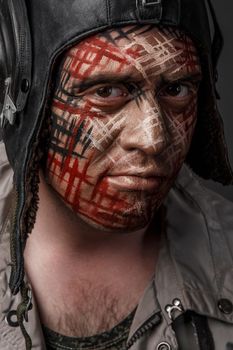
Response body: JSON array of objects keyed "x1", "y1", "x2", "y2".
[{"x1": 61, "y1": 25, "x2": 200, "y2": 82}]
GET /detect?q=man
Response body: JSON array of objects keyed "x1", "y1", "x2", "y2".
[{"x1": 0, "y1": 0, "x2": 233, "y2": 349}]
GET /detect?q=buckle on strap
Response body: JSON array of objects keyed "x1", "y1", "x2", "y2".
[
  {"x1": 137, "y1": 0, "x2": 162, "y2": 22},
  {"x1": 142, "y1": 0, "x2": 161, "y2": 7},
  {"x1": 0, "y1": 77, "x2": 17, "y2": 128}
]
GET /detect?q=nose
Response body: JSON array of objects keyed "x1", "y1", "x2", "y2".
[{"x1": 119, "y1": 97, "x2": 170, "y2": 156}]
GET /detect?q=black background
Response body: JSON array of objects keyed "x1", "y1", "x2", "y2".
[
  {"x1": 0, "y1": 0, "x2": 233, "y2": 200},
  {"x1": 203, "y1": 0, "x2": 233, "y2": 201}
]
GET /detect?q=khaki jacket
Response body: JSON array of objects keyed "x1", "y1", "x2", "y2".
[{"x1": 1, "y1": 140, "x2": 233, "y2": 350}]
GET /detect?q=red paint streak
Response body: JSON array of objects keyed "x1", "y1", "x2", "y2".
[
  {"x1": 52, "y1": 100, "x2": 103, "y2": 120},
  {"x1": 47, "y1": 153, "x2": 63, "y2": 180},
  {"x1": 77, "y1": 207, "x2": 132, "y2": 229},
  {"x1": 125, "y1": 47, "x2": 141, "y2": 59},
  {"x1": 68, "y1": 37, "x2": 131, "y2": 81},
  {"x1": 72, "y1": 158, "x2": 93, "y2": 212}
]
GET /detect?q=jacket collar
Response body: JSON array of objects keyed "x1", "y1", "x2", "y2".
[{"x1": 128, "y1": 165, "x2": 233, "y2": 341}]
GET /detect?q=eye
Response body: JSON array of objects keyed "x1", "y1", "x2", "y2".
[
  {"x1": 95, "y1": 86, "x2": 128, "y2": 99},
  {"x1": 157, "y1": 80, "x2": 200, "y2": 111},
  {"x1": 69, "y1": 82, "x2": 141, "y2": 112},
  {"x1": 162, "y1": 83, "x2": 190, "y2": 98}
]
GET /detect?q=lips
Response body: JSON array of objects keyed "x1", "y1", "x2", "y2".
[
  {"x1": 105, "y1": 174, "x2": 166, "y2": 191},
  {"x1": 107, "y1": 167, "x2": 168, "y2": 178}
]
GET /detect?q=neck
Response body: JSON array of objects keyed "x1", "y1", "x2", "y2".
[{"x1": 23, "y1": 173, "x2": 162, "y2": 336}]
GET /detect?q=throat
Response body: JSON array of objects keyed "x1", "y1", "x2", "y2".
[
  {"x1": 38, "y1": 280, "x2": 139, "y2": 337},
  {"x1": 24, "y1": 226, "x2": 159, "y2": 337}
]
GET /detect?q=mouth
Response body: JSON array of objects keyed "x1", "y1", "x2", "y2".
[{"x1": 105, "y1": 174, "x2": 166, "y2": 192}]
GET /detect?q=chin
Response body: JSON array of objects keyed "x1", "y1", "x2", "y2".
[{"x1": 74, "y1": 204, "x2": 157, "y2": 233}]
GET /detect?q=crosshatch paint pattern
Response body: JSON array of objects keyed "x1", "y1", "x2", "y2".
[{"x1": 46, "y1": 26, "x2": 202, "y2": 230}]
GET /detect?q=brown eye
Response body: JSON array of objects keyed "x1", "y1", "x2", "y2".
[
  {"x1": 79, "y1": 84, "x2": 131, "y2": 111},
  {"x1": 158, "y1": 81, "x2": 198, "y2": 111},
  {"x1": 95, "y1": 86, "x2": 128, "y2": 99},
  {"x1": 158, "y1": 79, "x2": 200, "y2": 100},
  {"x1": 96, "y1": 86, "x2": 113, "y2": 98},
  {"x1": 164, "y1": 83, "x2": 190, "y2": 97},
  {"x1": 166, "y1": 84, "x2": 182, "y2": 96}
]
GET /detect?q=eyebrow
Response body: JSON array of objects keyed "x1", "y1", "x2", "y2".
[
  {"x1": 161, "y1": 70, "x2": 202, "y2": 81},
  {"x1": 71, "y1": 73, "x2": 135, "y2": 91},
  {"x1": 162, "y1": 72, "x2": 203, "y2": 84},
  {"x1": 69, "y1": 71, "x2": 203, "y2": 92}
]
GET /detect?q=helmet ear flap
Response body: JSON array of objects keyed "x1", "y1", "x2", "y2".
[
  {"x1": 206, "y1": 0, "x2": 223, "y2": 68},
  {"x1": 0, "y1": 0, "x2": 31, "y2": 129},
  {"x1": 205, "y1": 0, "x2": 223, "y2": 101}
]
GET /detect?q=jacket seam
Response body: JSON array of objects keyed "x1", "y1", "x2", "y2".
[
  {"x1": 174, "y1": 182, "x2": 221, "y2": 295},
  {"x1": 212, "y1": 205, "x2": 233, "y2": 291},
  {"x1": 157, "y1": 231, "x2": 185, "y2": 326},
  {"x1": 0, "y1": 160, "x2": 9, "y2": 166}
]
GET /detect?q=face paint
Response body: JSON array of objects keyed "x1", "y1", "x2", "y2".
[{"x1": 46, "y1": 26, "x2": 202, "y2": 231}]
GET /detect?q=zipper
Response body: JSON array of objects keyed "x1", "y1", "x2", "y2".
[
  {"x1": 126, "y1": 299, "x2": 185, "y2": 349},
  {"x1": 9, "y1": 182, "x2": 27, "y2": 296},
  {"x1": 126, "y1": 313, "x2": 161, "y2": 349},
  {"x1": 7, "y1": 184, "x2": 34, "y2": 350},
  {"x1": 9, "y1": 186, "x2": 20, "y2": 291}
]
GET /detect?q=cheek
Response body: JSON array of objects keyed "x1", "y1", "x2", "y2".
[
  {"x1": 45, "y1": 96, "x2": 123, "y2": 205},
  {"x1": 47, "y1": 107, "x2": 92, "y2": 161},
  {"x1": 45, "y1": 99, "x2": 96, "y2": 198},
  {"x1": 165, "y1": 97, "x2": 198, "y2": 165}
]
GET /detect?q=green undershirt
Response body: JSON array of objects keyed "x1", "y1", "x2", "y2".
[{"x1": 43, "y1": 310, "x2": 135, "y2": 350}]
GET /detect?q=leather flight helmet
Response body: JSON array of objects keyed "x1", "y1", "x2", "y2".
[{"x1": 1, "y1": 0, "x2": 233, "y2": 297}]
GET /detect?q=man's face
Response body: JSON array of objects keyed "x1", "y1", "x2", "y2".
[{"x1": 46, "y1": 26, "x2": 202, "y2": 231}]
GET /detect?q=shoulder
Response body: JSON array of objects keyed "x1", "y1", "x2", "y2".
[
  {"x1": 169, "y1": 164, "x2": 233, "y2": 245},
  {"x1": 162, "y1": 165, "x2": 233, "y2": 328},
  {"x1": 165, "y1": 164, "x2": 233, "y2": 290},
  {"x1": 165, "y1": 165, "x2": 233, "y2": 312}
]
